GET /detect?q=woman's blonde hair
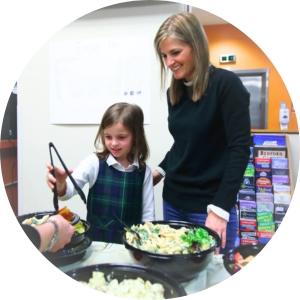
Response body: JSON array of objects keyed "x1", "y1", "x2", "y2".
[
  {"x1": 154, "y1": 12, "x2": 210, "y2": 105},
  {"x1": 94, "y1": 102, "x2": 149, "y2": 169}
]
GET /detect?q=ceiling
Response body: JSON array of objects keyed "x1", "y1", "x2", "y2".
[{"x1": 191, "y1": 7, "x2": 228, "y2": 25}]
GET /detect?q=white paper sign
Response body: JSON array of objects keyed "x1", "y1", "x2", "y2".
[{"x1": 49, "y1": 36, "x2": 152, "y2": 124}]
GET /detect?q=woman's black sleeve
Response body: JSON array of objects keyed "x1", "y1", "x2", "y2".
[{"x1": 20, "y1": 224, "x2": 41, "y2": 249}]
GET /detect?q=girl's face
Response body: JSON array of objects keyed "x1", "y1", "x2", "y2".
[
  {"x1": 103, "y1": 122, "x2": 133, "y2": 165},
  {"x1": 160, "y1": 37, "x2": 196, "y2": 82}
]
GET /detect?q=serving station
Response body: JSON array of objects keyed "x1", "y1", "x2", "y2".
[{"x1": 56, "y1": 241, "x2": 231, "y2": 296}]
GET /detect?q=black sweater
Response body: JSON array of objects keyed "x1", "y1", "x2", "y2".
[{"x1": 159, "y1": 66, "x2": 251, "y2": 213}]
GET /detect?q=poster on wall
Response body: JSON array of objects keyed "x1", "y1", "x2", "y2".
[{"x1": 49, "y1": 36, "x2": 152, "y2": 124}]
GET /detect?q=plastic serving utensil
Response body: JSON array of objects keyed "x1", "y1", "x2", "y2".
[
  {"x1": 49, "y1": 142, "x2": 87, "y2": 212},
  {"x1": 114, "y1": 214, "x2": 142, "y2": 245}
]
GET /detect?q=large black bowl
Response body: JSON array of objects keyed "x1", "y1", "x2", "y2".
[
  {"x1": 65, "y1": 263, "x2": 187, "y2": 298},
  {"x1": 17, "y1": 210, "x2": 90, "y2": 248},
  {"x1": 121, "y1": 220, "x2": 221, "y2": 282},
  {"x1": 222, "y1": 243, "x2": 266, "y2": 275}
]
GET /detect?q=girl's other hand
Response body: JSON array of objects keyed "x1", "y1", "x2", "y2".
[
  {"x1": 46, "y1": 163, "x2": 72, "y2": 196},
  {"x1": 152, "y1": 170, "x2": 163, "y2": 186}
]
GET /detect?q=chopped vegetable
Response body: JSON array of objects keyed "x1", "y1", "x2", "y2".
[
  {"x1": 58, "y1": 206, "x2": 75, "y2": 222},
  {"x1": 234, "y1": 252, "x2": 244, "y2": 262},
  {"x1": 181, "y1": 227, "x2": 216, "y2": 252},
  {"x1": 73, "y1": 220, "x2": 86, "y2": 235},
  {"x1": 229, "y1": 251, "x2": 256, "y2": 273}
]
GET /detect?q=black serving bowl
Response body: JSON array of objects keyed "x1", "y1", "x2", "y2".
[
  {"x1": 17, "y1": 210, "x2": 90, "y2": 248},
  {"x1": 65, "y1": 263, "x2": 187, "y2": 298},
  {"x1": 121, "y1": 220, "x2": 221, "y2": 282},
  {"x1": 222, "y1": 243, "x2": 266, "y2": 275}
]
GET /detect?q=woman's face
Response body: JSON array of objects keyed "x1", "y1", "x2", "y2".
[
  {"x1": 103, "y1": 122, "x2": 133, "y2": 165},
  {"x1": 160, "y1": 37, "x2": 196, "y2": 82}
]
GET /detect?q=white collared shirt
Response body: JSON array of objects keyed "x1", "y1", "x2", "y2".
[{"x1": 59, "y1": 153, "x2": 155, "y2": 222}]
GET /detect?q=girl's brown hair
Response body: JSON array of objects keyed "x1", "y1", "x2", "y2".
[
  {"x1": 154, "y1": 12, "x2": 210, "y2": 105},
  {"x1": 94, "y1": 102, "x2": 149, "y2": 169}
]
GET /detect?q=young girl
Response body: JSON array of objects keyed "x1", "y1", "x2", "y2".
[{"x1": 46, "y1": 102, "x2": 155, "y2": 244}]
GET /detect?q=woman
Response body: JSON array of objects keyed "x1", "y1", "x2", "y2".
[{"x1": 152, "y1": 12, "x2": 251, "y2": 254}]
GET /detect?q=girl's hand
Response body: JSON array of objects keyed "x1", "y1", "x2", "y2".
[
  {"x1": 46, "y1": 163, "x2": 72, "y2": 196},
  {"x1": 205, "y1": 211, "x2": 227, "y2": 255},
  {"x1": 152, "y1": 170, "x2": 163, "y2": 186}
]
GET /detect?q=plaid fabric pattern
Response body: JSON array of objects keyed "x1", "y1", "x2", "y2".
[{"x1": 87, "y1": 158, "x2": 145, "y2": 244}]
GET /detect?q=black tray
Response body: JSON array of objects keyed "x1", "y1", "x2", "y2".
[
  {"x1": 43, "y1": 235, "x2": 92, "y2": 267},
  {"x1": 65, "y1": 263, "x2": 187, "y2": 298}
]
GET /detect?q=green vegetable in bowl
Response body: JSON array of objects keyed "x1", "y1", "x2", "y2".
[
  {"x1": 73, "y1": 220, "x2": 85, "y2": 235},
  {"x1": 181, "y1": 227, "x2": 216, "y2": 252}
]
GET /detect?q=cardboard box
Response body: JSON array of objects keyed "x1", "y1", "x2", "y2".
[
  {"x1": 273, "y1": 184, "x2": 291, "y2": 194},
  {"x1": 240, "y1": 219, "x2": 257, "y2": 231},
  {"x1": 254, "y1": 146, "x2": 287, "y2": 158},
  {"x1": 239, "y1": 200, "x2": 257, "y2": 211},
  {"x1": 244, "y1": 164, "x2": 255, "y2": 176},
  {"x1": 256, "y1": 193, "x2": 274, "y2": 202},
  {"x1": 252, "y1": 134, "x2": 286, "y2": 146},
  {"x1": 257, "y1": 231, "x2": 275, "y2": 239},
  {"x1": 240, "y1": 183, "x2": 256, "y2": 192},
  {"x1": 271, "y1": 157, "x2": 289, "y2": 169},
  {"x1": 240, "y1": 211, "x2": 257, "y2": 220},
  {"x1": 274, "y1": 204, "x2": 289, "y2": 214},
  {"x1": 241, "y1": 238, "x2": 258, "y2": 245},
  {"x1": 256, "y1": 201, "x2": 274, "y2": 212},
  {"x1": 240, "y1": 231, "x2": 258, "y2": 239},
  {"x1": 254, "y1": 157, "x2": 272, "y2": 168},
  {"x1": 274, "y1": 193, "x2": 291, "y2": 205},
  {"x1": 255, "y1": 177, "x2": 272, "y2": 186},
  {"x1": 242, "y1": 176, "x2": 255, "y2": 184},
  {"x1": 239, "y1": 190, "x2": 256, "y2": 202},
  {"x1": 274, "y1": 212, "x2": 286, "y2": 222},
  {"x1": 272, "y1": 168, "x2": 289, "y2": 176},
  {"x1": 255, "y1": 168, "x2": 272, "y2": 177},
  {"x1": 258, "y1": 237, "x2": 272, "y2": 244},
  {"x1": 256, "y1": 211, "x2": 273, "y2": 223},
  {"x1": 272, "y1": 175, "x2": 290, "y2": 185},
  {"x1": 257, "y1": 222, "x2": 275, "y2": 232},
  {"x1": 256, "y1": 185, "x2": 273, "y2": 194}
]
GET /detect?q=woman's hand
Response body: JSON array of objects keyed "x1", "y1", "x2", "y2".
[
  {"x1": 152, "y1": 170, "x2": 163, "y2": 186},
  {"x1": 205, "y1": 211, "x2": 227, "y2": 255},
  {"x1": 48, "y1": 214, "x2": 75, "y2": 252},
  {"x1": 46, "y1": 163, "x2": 72, "y2": 196}
]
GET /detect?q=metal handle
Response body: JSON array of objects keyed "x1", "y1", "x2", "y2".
[{"x1": 49, "y1": 142, "x2": 87, "y2": 212}]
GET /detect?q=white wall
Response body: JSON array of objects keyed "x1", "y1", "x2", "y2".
[{"x1": 17, "y1": 1, "x2": 183, "y2": 220}]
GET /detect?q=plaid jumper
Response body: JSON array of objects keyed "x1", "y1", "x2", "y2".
[{"x1": 86, "y1": 158, "x2": 145, "y2": 244}]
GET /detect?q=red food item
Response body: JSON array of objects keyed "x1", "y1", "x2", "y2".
[
  {"x1": 234, "y1": 252, "x2": 244, "y2": 262},
  {"x1": 58, "y1": 206, "x2": 75, "y2": 222}
]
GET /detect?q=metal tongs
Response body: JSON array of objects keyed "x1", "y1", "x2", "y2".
[
  {"x1": 49, "y1": 142, "x2": 87, "y2": 212},
  {"x1": 114, "y1": 214, "x2": 142, "y2": 245}
]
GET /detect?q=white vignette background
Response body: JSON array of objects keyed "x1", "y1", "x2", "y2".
[{"x1": 0, "y1": 0, "x2": 299, "y2": 299}]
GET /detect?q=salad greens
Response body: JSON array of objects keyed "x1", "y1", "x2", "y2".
[{"x1": 181, "y1": 227, "x2": 216, "y2": 252}]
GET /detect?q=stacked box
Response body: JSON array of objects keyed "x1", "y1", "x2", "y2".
[
  {"x1": 272, "y1": 157, "x2": 291, "y2": 228},
  {"x1": 253, "y1": 134, "x2": 287, "y2": 159},
  {"x1": 237, "y1": 134, "x2": 292, "y2": 245},
  {"x1": 272, "y1": 157, "x2": 289, "y2": 176},
  {"x1": 237, "y1": 147, "x2": 257, "y2": 246},
  {"x1": 254, "y1": 155, "x2": 275, "y2": 243},
  {"x1": 252, "y1": 135, "x2": 287, "y2": 244}
]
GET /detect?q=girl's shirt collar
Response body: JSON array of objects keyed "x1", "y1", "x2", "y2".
[{"x1": 107, "y1": 153, "x2": 139, "y2": 170}]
